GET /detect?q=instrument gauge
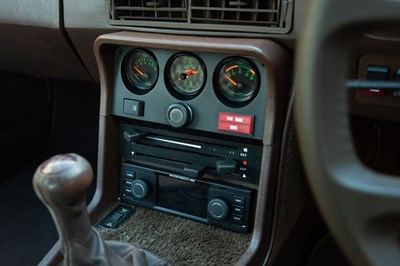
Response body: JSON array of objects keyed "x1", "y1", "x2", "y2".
[
  {"x1": 214, "y1": 57, "x2": 260, "y2": 106},
  {"x1": 122, "y1": 49, "x2": 159, "y2": 94},
  {"x1": 165, "y1": 53, "x2": 206, "y2": 100}
]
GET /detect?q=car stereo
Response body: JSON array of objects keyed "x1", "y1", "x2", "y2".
[
  {"x1": 121, "y1": 163, "x2": 252, "y2": 233},
  {"x1": 118, "y1": 123, "x2": 262, "y2": 233}
]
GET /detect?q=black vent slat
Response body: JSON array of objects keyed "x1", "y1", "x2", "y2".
[
  {"x1": 114, "y1": 7, "x2": 187, "y2": 11},
  {"x1": 190, "y1": 7, "x2": 278, "y2": 13},
  {"x1": 109, "y1": 0, "x2": 293, "y2": 34},
  {"x1": 118, "y1": 16, "x2": 188, "y2": 21},
  {"x1": 191, "y1": 18, "x2": 280, "y2": 25}
]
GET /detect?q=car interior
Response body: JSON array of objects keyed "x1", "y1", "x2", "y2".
[{"x1": 1, "y1": 0, "x2": 400, "y2": 265}]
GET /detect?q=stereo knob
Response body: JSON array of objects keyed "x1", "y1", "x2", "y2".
[
  {"x1": 166, "y1": 103, "x2": 193, "y2": 128},
  {"x1": 207, "y1": 198, "x2": 229, "y2": 221},
  {"x1": 131, "y1": 180, "x2": 149, "y2": 199}
]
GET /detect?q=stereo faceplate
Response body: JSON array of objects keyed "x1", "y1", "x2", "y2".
[{"x1": 121, "y1": 163, "x2": 253, "y2": 233}]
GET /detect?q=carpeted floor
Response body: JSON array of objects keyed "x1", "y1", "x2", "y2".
[{"x1": 98, "y1": 206, "x2": 252, "y2": 266}]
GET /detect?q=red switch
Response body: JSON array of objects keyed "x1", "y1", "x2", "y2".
[{"x1": 218, "y1": 112, "x2": 254, "y2": 135}]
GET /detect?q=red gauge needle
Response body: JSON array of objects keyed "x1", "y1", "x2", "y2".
[
  {"x1": 133, "y1": 66, "x2": 144, "y2": 76},
  {"x1": 179, "y1": 69, "x2": 199, "y2": 80},
  {"x1": 185, "y1": 69, "x2": 199, "y2": 76},
  {"x1": 224, "y1": 74, "x2": 237, "y2": 87}
]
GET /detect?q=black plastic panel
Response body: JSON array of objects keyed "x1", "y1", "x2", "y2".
[{"x1": 112, "y1": 46, "x2": 268, "y2": 140}]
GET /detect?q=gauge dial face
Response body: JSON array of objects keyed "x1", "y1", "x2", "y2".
[
  {"x1": 122, "y1": 49, "x2": 159, "y2": 94},
  {"x1": 214, "y1": 57, "x2": 260, "y2": 105},
  {"x1": 166, "y1": 53, "x2": 206, "y2": 98}
]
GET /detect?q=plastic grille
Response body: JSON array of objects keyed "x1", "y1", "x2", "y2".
[
  {"x1": 111, "y1": 0, "x2": 187, "y2": 22},
  {"x1": 109, "y1": 0, "x2": 293, "y2": 35},
  {"x1": 190, "y1": 0, "x2": 279, "y2": 27}
]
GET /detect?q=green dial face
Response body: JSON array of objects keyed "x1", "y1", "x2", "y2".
[
  {"x1": 123, "y1": 49, "x2": 159, "y2": 92},
  {"x1": 167, "y1": 54, "x2": 206, "y2": 96},
  {"x1": 215, "y1": 57, "x2": 260, "y2": 104}
]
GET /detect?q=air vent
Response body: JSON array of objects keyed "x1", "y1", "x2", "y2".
[
  {"x1": 111, "y1": 0, "x2": 187, "y2": 22},
  {"x1": 108, "y1": 0, "x2": 293, "y2": 35},
  {"x1": 191, "y1": 0, "x2": 279, "y2": 27}
]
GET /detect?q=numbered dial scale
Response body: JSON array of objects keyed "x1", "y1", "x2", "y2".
[
  {"x1": 214, "y1": 57, "x2": 260, "y2": 106},
  {"x1": 165, "y1": 53, "x2": 207, "y2": 99},
  {"x1": 122, "y1": 49, "x2": 159, "y2": 94}
]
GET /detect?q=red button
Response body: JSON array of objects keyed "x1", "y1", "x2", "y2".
[
  {"x1": 219, "y1": 112, "x2": 253, "y2": 125},
  {"x1": 218, "y1": 121, "x2": 253, "y2": 135}
]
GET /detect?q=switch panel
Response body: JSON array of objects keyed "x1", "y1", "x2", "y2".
[{"x1": 364, "y1": 65, "x2": 389, "y2": 95}]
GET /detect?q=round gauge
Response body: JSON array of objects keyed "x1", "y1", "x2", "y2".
[
  {"x1": 165, "y1": 53, "x2": 206, "y2": 99},
  {"x1": 122, "y1": 49, "x2": 159, "y2": 94},
  {"x1": 214, "y1": 57, "x2": 260, "y2": 106}
]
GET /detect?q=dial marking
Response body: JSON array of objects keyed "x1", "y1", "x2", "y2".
[{"x1": 226, "y1": 65, "x2": 238, "y2": 72}]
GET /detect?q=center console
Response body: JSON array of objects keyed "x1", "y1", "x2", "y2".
[
  {"x1": 90, "y1": 31, "x2": 291, "y2": 265},
  {"x1": 112, "y1": 44, "x2": 272, "y2": 233}
]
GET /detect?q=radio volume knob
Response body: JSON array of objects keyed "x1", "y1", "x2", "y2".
[
  {"x1": 207, "y1": 198, "x2": 229, "y2": 221},
  {"x1": 131, "y1": 179, "x2": 149, "y2": 199}
]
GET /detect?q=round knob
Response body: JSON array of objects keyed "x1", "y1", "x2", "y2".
[
  {"x1": 131, "y1": 179, "x2": 149, "y2": 199},
  {"x1": 166, "y1": 103, "x2": 193, "y2": 128},
  {"x1": 207, "y1": 198, "x2": 229, "y2": 221},
  {"x1": 33, "y1": 153, "x2": 93, "y2": 208}
]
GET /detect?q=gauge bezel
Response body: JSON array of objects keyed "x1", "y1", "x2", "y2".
[
  {"x1": 121, "y1": 48, "x2": 159, "y2": 95},
  {"x1": 164, "y1": 52, "x2": 207, "y2": 100},
  {"x1": 213, "y1": 56, "x2": 261, "y2": 108}
]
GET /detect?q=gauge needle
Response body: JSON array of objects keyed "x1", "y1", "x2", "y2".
[
  {"x1": 224, "y1": 74, "x2": 237, "y2": 86},
  {"x1": 179, "y1": 69, "x2": 199, "y2": 80},
  {"x1": 185, "y1": 69, "x2": 199, "y2": 76},
  {"x1": 133, "y1": 66, "x2": 144, "y2": 76}
]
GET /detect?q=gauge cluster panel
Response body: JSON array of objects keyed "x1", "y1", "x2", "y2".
[{"x1": 112, "y1": 46, "x2": 268, "y2": 140}]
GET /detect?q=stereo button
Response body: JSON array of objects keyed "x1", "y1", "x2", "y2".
[
  {"x1": 232, "y1": 214, "x2": 243, "y2": 225},
  {"x1": 124, "y1": 171, "x2": 135, "y2": 179},
  {"x1": 233, "y1": 196, "x2": 245, "y2": 206},
  {"x1": 124, "y1": 179, "x2": 134, "y2": 186},
  {"x1": 124, "y1": 186, "x2": 132, "y2": 195},
  {"x1": 232, "y1": 205, "x2": 244, "y2": 214}
]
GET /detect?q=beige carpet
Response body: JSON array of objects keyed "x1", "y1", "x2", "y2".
[{"x1": 98, "y1": 206, "x2": 252, "y2": 266}]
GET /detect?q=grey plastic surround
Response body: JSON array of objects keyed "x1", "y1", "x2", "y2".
[
  {"x1": 295, "y1": 0, "x2": 400, "y2": 265},
  {"x1": 107, "y1": 0, "x2": 294, "y2": 36}
]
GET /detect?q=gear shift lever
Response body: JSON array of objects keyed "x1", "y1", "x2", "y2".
[{"x1": 33, "y1": 153, "x2": 170, "y2": 266}]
